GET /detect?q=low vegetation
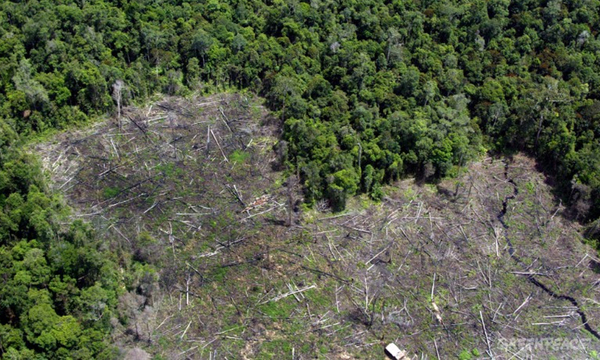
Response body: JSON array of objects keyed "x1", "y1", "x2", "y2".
[
  {"x1": 3, "y1": 0, "x2": 600, "y2": 357},
  {"x1": 29, "y1": 95, "x2": 600, "y2": 358}
]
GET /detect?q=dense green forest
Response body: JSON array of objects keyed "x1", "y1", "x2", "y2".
[
  {"x1": 0, "y1": 129, "x2": 125, "y2": 357},
  {"x1": 2, "y1": 0, "x2": 600, "y2": 214},
  {"x1": 2, "y1": 0, "x2": 600, "y2": 356}
]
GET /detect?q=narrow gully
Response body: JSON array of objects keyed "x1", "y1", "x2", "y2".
[{"x1": 497, "y1": 160, "x2": 600, "y2": 340}]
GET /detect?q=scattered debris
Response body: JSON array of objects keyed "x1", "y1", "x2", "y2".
[
  {"x1": 431, "y1": 301, "x2": 443, "y2": 325},
  {"x1": 241, "y1": 195, "x2": 270, "y2": 213},
  {"x1": 35, "y1": 98, "x2": 600, "y2": 359}
]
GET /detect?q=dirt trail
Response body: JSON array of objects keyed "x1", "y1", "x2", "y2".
[{"x1": 499, "y1": 159, "x2": 600, "y2": 340}]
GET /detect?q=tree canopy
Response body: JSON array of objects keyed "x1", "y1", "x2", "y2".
[
  {"x1": 2, "y1": 0, "x2": 599, "y2": 217},
  {"x1": 3, "y1": 0, "x2": 600, "y2": 352}
]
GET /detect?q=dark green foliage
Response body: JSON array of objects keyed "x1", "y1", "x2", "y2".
[
  {"x1": 0, "y1": 0, "x2": 599, "y2": 214},
  {"x1": 2, "y1": 2, "x2": 600, "y2": 354},
  {"x1": 0, "y1": 133, "x2": 120, "y2": 357}
]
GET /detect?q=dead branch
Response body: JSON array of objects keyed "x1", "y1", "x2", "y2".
[
  {"x1": 111, "y1": 225, "x2": 131, "y2": 245},
  {"x1": 210, "y1": 129, "x2": 229, "y2": 162},
  {"x1": 180, "y1": 321, "x2": 192, "y2": 339},
  {"x1": 218, "y1": 107, "x2": 233, "y2": 133},
  {"x1": 226, "y1": 184, "x2": 246, "y2": 207},
  {"x1": 261, "y1": 284, "x2": 316, "y2": 304},
  {"x1": 512, "y1": 294, "x2": 532, "y2": 315},
  {"x1": 480, "y1": 310, "x2": 494, "y2": 358},
  {"x1": 301, "y1": 265, "x2": 350, "y2": 283}
]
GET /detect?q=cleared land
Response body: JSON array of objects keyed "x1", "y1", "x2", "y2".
[{"x1": 36, "y1": 94, "x2": 600, "y2": 359}]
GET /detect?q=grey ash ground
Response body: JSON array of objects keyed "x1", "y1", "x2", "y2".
[{"x1": 37, "y1": 94, "x2": 600, "y2": 359}]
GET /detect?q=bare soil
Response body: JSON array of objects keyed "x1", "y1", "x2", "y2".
[{"x1": 35, "y1": 94, "x2": 600, "y2": 359}]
